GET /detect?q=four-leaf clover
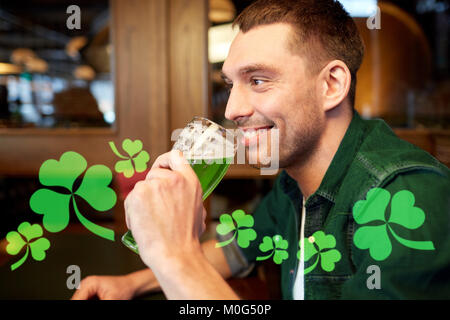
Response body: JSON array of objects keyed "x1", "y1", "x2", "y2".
[
  {"x1": 109, "y1": 139, "x2": 150, "y2": 178},
  {"x1": 298, "y1": 231, "x2": 341, "y2": 274},
  {"x1": 215, "y1": 210, "x2": 257, "y2": 248},
  {"x1": 256, "y1": 235, "x2": 289, "y2": 265},
  {"x1": 6, "y1": 222, "x2": 50, "y2": 271},
  {"x1": 29, "y1": 151, "x2": 116, "y2": 241},
  {"x1": 353, "y1": 188, "x2": 435, "y2": 261}
]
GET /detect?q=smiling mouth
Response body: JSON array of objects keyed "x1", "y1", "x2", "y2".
[
  {"x1": 239, "y1": 125, "x2": 275, "y2": 145},
  {"x1": 240, "y1": 125, "x2": 273, "y2": 135}
]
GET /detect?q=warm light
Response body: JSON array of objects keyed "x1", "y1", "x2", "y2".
[
  {"x1": 0, "y1": 62, "x2": 22, "y2": 75},
  {"x1": 66, "y1": 36, "x2": 88, "y2": 58},
  {"x1": 209, "y1": 0, "x2": 235, "y2": 23},
  {"x1": 25, "y1": 58, "x2": 48, "y2": 73},
  {"x1": 74, "y1": 65, "x2": 96, "y2": 81},
  {"x1": 208, "y1": 23, "x2": 239, "y2": 64}
]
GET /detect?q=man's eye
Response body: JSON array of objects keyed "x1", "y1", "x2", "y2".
[{"x1": 252, "y1": 79, "x2": 265, "y2": 86}]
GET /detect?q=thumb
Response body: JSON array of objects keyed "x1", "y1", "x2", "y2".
[{"x1": 168, "y1": 149, "x2": 191, "y2": 173}]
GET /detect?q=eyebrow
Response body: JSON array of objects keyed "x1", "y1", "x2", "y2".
[{"x1": 221, "y1": 63, "x2": 280, "y2": 81}]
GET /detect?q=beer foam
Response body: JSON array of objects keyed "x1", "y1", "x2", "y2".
[{"x1": 173, "y1": 121, "x2": 235, "y2": 160}]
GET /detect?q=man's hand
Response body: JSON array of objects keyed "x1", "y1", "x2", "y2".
[
  {"x1": 125, "y1": 150, "x2": 206, "y2": 269},
  {"x1": 70, "y1": 275, "x2": 137, "y2": 300},
  {"x1": 69, "y1": 238, "x2": 234, "y2": 300},
  {"x1": 123, "y1": 150, "x2": 237, "y2": 299}
]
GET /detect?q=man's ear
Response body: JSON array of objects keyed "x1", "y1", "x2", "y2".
[{"x1": 317, "y1": 60, "x2": 351, "y2": 112}]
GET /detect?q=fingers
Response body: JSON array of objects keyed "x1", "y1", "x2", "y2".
[
  {"x1": 151, "y1": 150, "x2": 189, "y2": 171},
  {"x1": 168, "y1": 150, "x2": 196, "y2": 180},
  {"x1": 71, "y1": 278, "x2": 96, "y2": 300},
  {"x1": 71, "y1": 289, "x2": 86, "y2": 300},
  {"x1": 145, "y1": 167, "x2": 176, "y2": 182},
  {"x1": 168, "y1": 149, "x2": 189, "y2": 169},
  {"x1": 101, "y1": 292, "x2": 119, "y2": 300},
  {"x1": 148, "y1": 150, "x2": 196, "y2": 183},
  {"x1": 150, "y1": 151, "x2": 173, "y2": 171}
]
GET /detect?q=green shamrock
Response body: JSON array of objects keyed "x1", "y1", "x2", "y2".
[
  {"x1": 297, "y1": 231, "x2": 341, "y2": 275},
  {"x1": 353, "y1": 188, "x2": 435, "y2": 261},
  {"x1": 6, "y1": 222, "x2": 50, "y2": 271},
  {"x1": 256, "y1": 235, "x2": 289, "y2": 265},
  {"x1": 215, "y1": 210, "x2": 257, "y2": 248},
  {"x1": 109, "y1": 139, "x2": 150, "y2": 178},
  {"x1": 29, "y1": 151, "x2": 116, "y2": 241}
]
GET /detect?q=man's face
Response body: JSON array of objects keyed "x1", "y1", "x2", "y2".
[{"x1": 222, "y1": 23, "x2": 326, "y2": 169}]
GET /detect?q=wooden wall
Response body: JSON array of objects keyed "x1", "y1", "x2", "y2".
[{"x1": 0, "y1": 0, "x2": 209, "y2": 176}]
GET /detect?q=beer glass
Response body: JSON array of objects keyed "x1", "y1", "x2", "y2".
[{"x1": 122, "y1": 117, "x2": 236, "y2": 254}]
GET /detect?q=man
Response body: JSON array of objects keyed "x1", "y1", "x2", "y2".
[{"x1": 72, "y1": 0, "x2": 450, "y2": 300}]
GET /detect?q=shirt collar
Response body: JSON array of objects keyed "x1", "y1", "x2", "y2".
[{"x1": 279, "y1": 110, "x2": 366, "y2": 207}]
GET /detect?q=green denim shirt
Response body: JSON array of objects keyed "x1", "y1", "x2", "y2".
[{"x1": 220, "y1": 111, "x2": 450, "y2": 299}]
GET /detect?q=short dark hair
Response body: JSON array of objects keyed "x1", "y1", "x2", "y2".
[{"x1": 233, "y1": 0, "x2": 365, "y2": 106}]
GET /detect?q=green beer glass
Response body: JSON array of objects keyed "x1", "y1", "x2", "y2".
[{"x1": 122, "y1": 117, "x2": 236, "y2": 254}]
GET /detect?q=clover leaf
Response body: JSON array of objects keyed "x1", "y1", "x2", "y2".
[
  {"x1": 256, "y1": 235, "x2": 289, "y2": 265},
  {"x1": 215, "y1": 210, "x2": 257, "y2": 248},
  {"x1": 29, "y1": 151, "x2": 116, "y2": 241},
  {"x1": 109, "y1": 139, "x2": 150, "y2": 178},
  {"x1": 353, "y1": 188, "x2": 435, "y2": 261},
  {"x1": 6, "y1": 222, "x2": 50, "y2": 271},
  {"x1": 297, "y1": 231, "x2": 341, "y2": 274}
]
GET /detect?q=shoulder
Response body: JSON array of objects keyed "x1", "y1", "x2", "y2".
[
  {"x1": 351, "y1": 118, "x2": 450, "y2": 232},
  {"x1": 382, "y1": 169, "x2": 450, "y2": 230},
  {"x1": 348, "y1": 168, "x2": 450, "y2": 298},
  {"x1": 355, "y1": 117, "x2": 448, "y2": 184}
]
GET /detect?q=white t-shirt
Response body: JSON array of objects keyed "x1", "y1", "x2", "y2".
[{"x1": 293, "y1": 197, "x2": 306, "y2": 300}]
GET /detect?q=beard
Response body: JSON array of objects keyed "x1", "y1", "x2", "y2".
[
  {"x1": 278, "y1": 99, "x2": 325, "y2": 169},
  {"x1": 237, "y1": 85, "x2": 325, "y2": 171},
  {"x1": 242, "y1": 100, "x2": 324, "y2": 171},
  {"x1": 263, "y1": 87, "x2": 325, "y2": 170}
]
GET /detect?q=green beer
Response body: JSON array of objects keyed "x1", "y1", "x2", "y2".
[
  {"x1": 122, "y1": 117, "x2": 235, "y2": 254},
  {"x1": 190, "y1": 157, "x2": 234, "y2": 200}
]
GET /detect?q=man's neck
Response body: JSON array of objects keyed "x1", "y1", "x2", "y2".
[{"x1": 286, "y1": 107, "x2": 353, "y2": 199}]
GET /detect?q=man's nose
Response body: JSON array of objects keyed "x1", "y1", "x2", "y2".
[{"x1": 224, "y1": 85, "x2": 253, "y2": 122}]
